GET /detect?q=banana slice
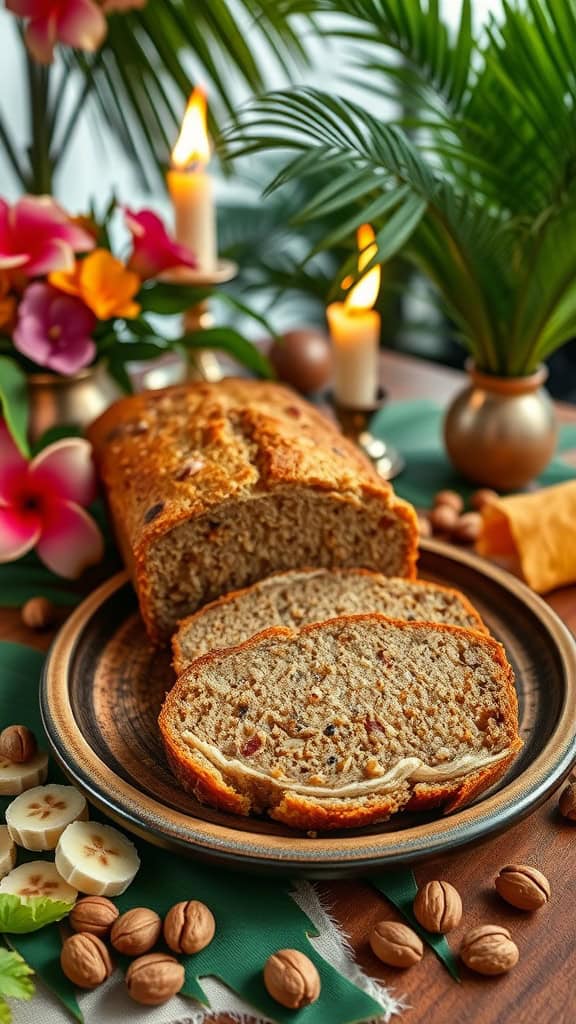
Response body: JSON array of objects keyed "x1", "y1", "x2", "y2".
[
  {"x1": 0, "y1": 751, "x2": 49, "y2": 796},
  {"x1": 6, "y1": 784, "x2": 88, "y2": 851},
  {"x1": 0, "y1": 827, "x2": 16, "y2": 879},
  {"x1": 0, "y1": 860, "x2": 77, "y2": 902},
  {"x1": 56, "y1": 821, "x2": 140, "y2": 896}
]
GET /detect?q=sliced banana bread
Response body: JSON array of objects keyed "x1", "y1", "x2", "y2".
[
  {"x1": 88, "y1": 380, "x2": 418, "y2": 642},
  {"x1": 172, "y1": 569, "x2": 487, "y2": 674},
  {"x1": 160, "y1": 614, "x2": 521, "y2": 832}
]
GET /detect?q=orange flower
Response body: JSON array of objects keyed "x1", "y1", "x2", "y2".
[
  {"x1": 50, "y1": 249, "x2": 141, "y2": 320},
  {"x1": 0, "y1": 270, "x2": 16, "y2": 332}
]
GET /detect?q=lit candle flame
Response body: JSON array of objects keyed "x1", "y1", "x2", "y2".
[
  {"x1": 345, "y1": 224, "x2": 381, "y2": 312},
  {"x1": 171, "y1": 87, "x2": 211, "y2": 170}
]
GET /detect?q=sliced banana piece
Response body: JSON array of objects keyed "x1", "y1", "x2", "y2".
[
  {"x1": 0, "y1": 860, "x2": 78, "y2": 902},
  {"x1": 56, "y1": 821, "x2": 140, "y2": 896},
  {"x1": 0, "y1": 751, "x2": 49, "y2": 796},
  {"x1": 6, "y1": 784, "x2": 88, "y2": 851},
  {"x1": 0, "y1": 826, "x2": 17, "y2": 879}
]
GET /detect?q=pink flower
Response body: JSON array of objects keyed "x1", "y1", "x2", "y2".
[
  {"x1": 0, "y1": 421, "x2": 104, "y2": 578},
  {"x1": 124, "y1": 208, "x2": 198, "y2": 280},
  {"x1": 6, "y1": 0, "x2": 107, "y2": 64},
  {"x1": 0, "y1": 196, "x2": 95, "y2": 276},
  {"x1": 13, "y1": 282, "x2": 97, "y2": 375}
]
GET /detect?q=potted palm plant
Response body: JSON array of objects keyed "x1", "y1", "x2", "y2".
[{"x1": 221, "y1": 0, "x2": 576, "y2": 488}]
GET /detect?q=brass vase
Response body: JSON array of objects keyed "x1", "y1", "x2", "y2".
[
  {"x1": 27, "y1": 363, "x2": 121, "y2": 444},
  {"x1": 444, "y1": 362, "x2": 558, "y2": 490}
]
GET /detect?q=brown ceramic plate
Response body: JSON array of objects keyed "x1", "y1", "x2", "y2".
[{"x1": 41, "y1": 541, "x2": 576, "y2": 877}]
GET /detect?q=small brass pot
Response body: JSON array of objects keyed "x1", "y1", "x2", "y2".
[
  {"x1": 27, "y1": 363, "x2": 121, "y2": 444},
  {"x1": 444, "y1": 363, "x2": 557, "y2": 490}
]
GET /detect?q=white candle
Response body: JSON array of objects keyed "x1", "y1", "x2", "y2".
[
  {"x1": 327, "y1": 224, "x2": 381, "y2": 408},
  {"x1": 168, "y1": 87, "x2": 217, "y2": 273}
]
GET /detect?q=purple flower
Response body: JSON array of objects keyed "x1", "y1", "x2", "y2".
[{"x1": 13, "y1": 282, "x2": 97, "y2": 375}]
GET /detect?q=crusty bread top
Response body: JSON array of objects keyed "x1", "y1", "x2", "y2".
[
  {"x1": 172, "y1": 568, "x2": 487, "y2": 674},
  {"x1": 88, "y1": 379, "x2": 415, "y2": 563},
  {"x1": 160, "y1": 613, "x2": 520, "y2": 803}
]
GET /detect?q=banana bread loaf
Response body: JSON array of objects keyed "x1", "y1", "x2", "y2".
[
  {"x1": 159, "y1": 614, "x2": 521, "y2": 831},
  {"x1": 88, "y1": 380, "x2": 418, "y2": 641},
  {"x1": 172, "y1": 569, "x2": 487, "y2": 673}
]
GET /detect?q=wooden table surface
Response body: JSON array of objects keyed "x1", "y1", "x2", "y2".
[{"x1": 2, "y1": 350, "x2": 575, "y2": 1024}]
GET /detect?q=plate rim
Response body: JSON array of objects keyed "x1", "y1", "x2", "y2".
[{"x1": 40, "y1": 541, "x2": 576, "y2": 876}]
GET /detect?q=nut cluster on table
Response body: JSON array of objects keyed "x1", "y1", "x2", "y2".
[
  {"x1": 418, "y1": 488, "x2": 499, "y2": 545},
  {"x1": 369, "y1": 860, "x2": 556, "y2": 977}
]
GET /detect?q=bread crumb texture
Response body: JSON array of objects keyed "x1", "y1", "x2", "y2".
[
  {"x1": 160, "y1": 614, "x2": 521, "y2": 831},
  {"x1": 88, "y1": 380, "x2": 418, "y2": 641}
]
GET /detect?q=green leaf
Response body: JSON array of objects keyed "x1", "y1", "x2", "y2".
[
  {"x1": 0, "y1": 947, "x2": 35, "y2": 1021},
  {"x1": 138, "y1": 282, "x2": 212, "y2": 315},
  {"x1": 0, "y1": 896, "x2": 75, "y2": 935},
  {"x1": 178, "y1": 327, "x2": 273, "y2": 378},
  {"x1": 0, "y1": 358, "x2": 29, "y2": 457}
]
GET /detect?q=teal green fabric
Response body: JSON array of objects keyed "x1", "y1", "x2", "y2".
[
  {"x1": 370, "y1": 872, "x2": 460, "y2": 982},
  {"x1": 370, "y1": 401, "x2": 576, "y2": 506},
  {"x1": 0, "y1": 642, "x2": 387, "y2": 1024}
]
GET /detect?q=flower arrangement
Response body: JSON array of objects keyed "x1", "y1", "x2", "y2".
[
  {"x1": 0, "y1": 419, "x2": 103, "y2": 578},
  {"x1": 0, "y1": 195, "x2": 271, "y2": 456}
]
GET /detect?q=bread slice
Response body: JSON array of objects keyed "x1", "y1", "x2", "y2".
[
  {"x1": 88, "y1": 380, "x2": 418, "y2": 642},
  {"x1": 172, "y1": 569, "x2": 487, "y2": 674},
  {"x1": 160, "y1": 614, "x2": 521, "y2": 832}
]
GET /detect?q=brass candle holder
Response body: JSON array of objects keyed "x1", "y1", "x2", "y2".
[
  {"x1": 329, "y1": 388, "x2": 405, "y2": 481},
  {"x1": 177, "y1": 259, "x2": 238, "y2": 382}
]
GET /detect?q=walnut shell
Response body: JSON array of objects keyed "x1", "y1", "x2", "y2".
[
  {"x1": 434, "y1": 490, "x2": 464, "y2": 513},
  {"x1": 369, "y1": 920, "x2": 424, "y2": 968},
  {"x1": 60, "y1": 933, "x2": 113, "y2": 989},
  {"x1": 559, "y1": 782, "x2": 576, "y2": 821},
  {"x1": 495, "y1": 864, "x2": 550, "y2": 910},
  {"x1": 413, "y1": 880, "x2": 462, "y2": 933},
  {"x1": 69, "y1": 896, "x2": 119, "y2": 937},
  {"x1": 125, "y1": 953, "x2": 184, "y2": 1006},
  {"x1": 21, "y1": 596, "x2": 56, "y2": 630},
  {"x1": 460, "y1": 925, "x2": 519, "y2": 976},
  {"x1": 0, "y1": 725, "x2": 37, "y2": 764},
  {"x1": 470, "y1": 489, "x2": 499, "y2": 511},
  {"x1": 263, "y1": 949, "x2": 321, "y2": 1008},
  {"x1": 453, "y1": 512, "x2": 483, "y2": 545},
  {"x1": 111, "y1": 907, "x2": 162, "y2": 955},
  {"x1": 163, "y1": 899, "x2": 215, "y2": 954},
  {"x1": 429, "y1": 505, "x2": 459, "y2": 534}
]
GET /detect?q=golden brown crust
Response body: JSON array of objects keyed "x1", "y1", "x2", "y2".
[
  {"x1": 171, "y1": 569, "x2": 487, "y2": 674},
  {"x1": 159, "y1": 614, "x2": 520, "y2": 832},
  {"x1": 88, "y1": 380, "x2": 419, "y2": 641}
]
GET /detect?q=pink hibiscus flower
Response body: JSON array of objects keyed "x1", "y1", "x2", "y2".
[
  {"x1": 0, "y1": 421, "x2": 104, "y2": 578},
  {"x1": 124, "y1": 208, "x2": 197, "y2": 280},
  {"x1": 13, "y1": 282, "x2": 97, "y2": 375},
  {"x1": 6, "y1": 0, "x2": 107, "y2": 64},
  {"x1": 0, "y1": 196, "x2": 95, "y2": 277}
]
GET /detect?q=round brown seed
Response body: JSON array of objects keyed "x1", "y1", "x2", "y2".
[
  {"x1": 369, "y1": 920, "x2": 424, "y2": 968},
  {"x1": 559, "y1": 782, "x2": 576, "y2": 821},
  {"x1": 0, "y1": 725, "x2": 37, "y2": 764},
  {"x1": 60, "y1": 933, "x2": 113, "y2": 989},
  {"x1": 263, "y1": 949, "x2": 321, "y2": 1008},
  {"x1": 434, "y1": 490, "x2": 464, "y2": 513},
  {"x1": 21, "y1": 596, "x2": 56, "y2": 630},
  {"x1": 429, "y1": 504, "x2": 459, "y2": 534},
  {"x1": 111, "y1": 907, "x2": 162, "y2": 955},
  {"x1": 125, "y1": 953, "x2": 185, "y2": 1006},
  {"x1": 470, "y1": 488, "x2": 499, "y2": 511},
  {"x1": 453, "y1": 512, "x2": 483, "y2": 544},
  {"x1": 69, "y1": 896, "x2": 119, "y2": 937},
  {"x1": 495, "y1": 865, "x2": 550, "y2": 910},
  {"x1": 163, "y1": 899, "x2": 215, "y2": 954}
]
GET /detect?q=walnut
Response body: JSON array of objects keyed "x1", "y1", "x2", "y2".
[
  {"x1": 413, "y1": 880, "x2": 462, "y2": 933},
  {"x1": 0, "y1": 725, "x2": 37, "y2": 764},
  {"x1": 495, "y1": 864, "x2": 550, "y2": 910},
  {"x1": 263, "y1": 949, "x2": 321, "y2": 1008},
  {"x1": 163, "y1": 900, "x2": 215, "y2": 955},
  {"x1": 21, "y1": 596, "x2": 56, "y2": 630},
  {"x1": 559, "y1": 782, "x2": 576, "y2": 821},
  {"x1": 60, "y1": 933, "x2": 113, "y2": 989},
  {"x1": 125, "y1": 953, "x2": 185, "y2": 1006},
  {"x1": 69, "y1": 896, "x2": 119, "y2": 937},
  {"x1": 460, "y1": 925, "x2": 519, "y2": 976},
  {"x1": 369, "y1": 920, "x2": 424, "y2": 968},
  {"x1": 110, "y1": 907, "x2": 162, "y2": 955}
]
